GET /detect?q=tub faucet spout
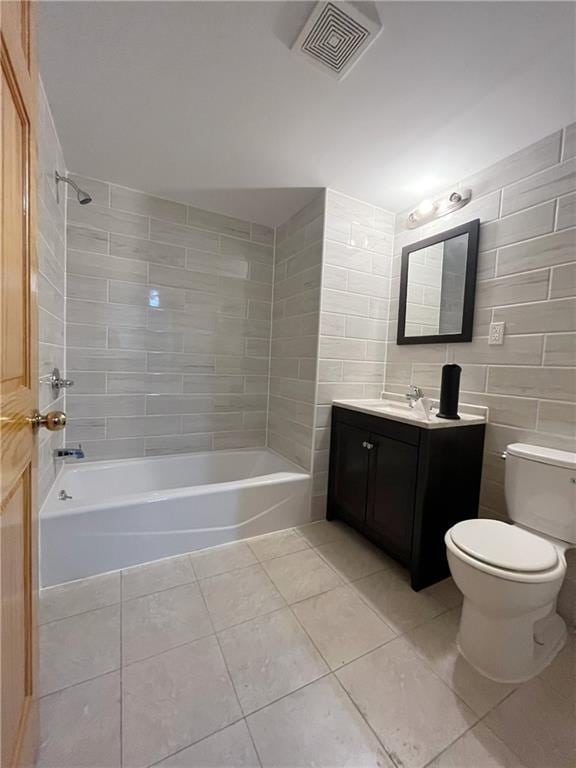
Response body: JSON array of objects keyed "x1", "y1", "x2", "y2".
[{"x1": 54, "y1": 444, "x2": 85, "y2": 460}]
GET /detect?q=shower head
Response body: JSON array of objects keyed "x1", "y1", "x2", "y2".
[{"x1": 54, "y1": 172, "x2": 93, "y2": 205}]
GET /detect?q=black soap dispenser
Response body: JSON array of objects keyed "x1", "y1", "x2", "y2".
[{"x1": 436, "y1": 363, "x2": 461, "y2": 420}]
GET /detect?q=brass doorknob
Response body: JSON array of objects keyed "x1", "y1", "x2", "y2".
[{"x1": 28, "y1": 410, "x2": 66, "y2": 431}]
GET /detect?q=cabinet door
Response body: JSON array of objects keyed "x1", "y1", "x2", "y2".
[
  {"x1": 366, "y1": 435, "x2": 417, "y2": 561},
  {"x1": 331, "y1": 422, "x2": 370, "y2": 524}
]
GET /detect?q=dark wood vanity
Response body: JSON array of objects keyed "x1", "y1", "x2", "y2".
[{"x1": 327, "y1": 403, "x2": 485, "y2": 590}]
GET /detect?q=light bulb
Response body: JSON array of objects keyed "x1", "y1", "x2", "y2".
[{"x1": 417, "y1": 199, "x2": 435, "y2": 216}]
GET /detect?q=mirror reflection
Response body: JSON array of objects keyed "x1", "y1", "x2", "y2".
[
  {"x1": 397, "y1": 219, "x2": 479, "y2": 345},
  {"x1": 404, "y1": 233, "x2": 468, "y2": 337}
]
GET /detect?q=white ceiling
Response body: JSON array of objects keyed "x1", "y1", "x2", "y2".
[{"x1": 38, "y1": 1, "x2": 576, "y2": 226}]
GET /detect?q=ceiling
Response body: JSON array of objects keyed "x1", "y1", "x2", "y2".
[{"x1": 38, "y1": 1, "x2": 576, "y2": 226}]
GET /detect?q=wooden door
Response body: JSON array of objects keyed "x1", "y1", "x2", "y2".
[
  {"x1": 1, "y1": 2, "x2": 39, "y2": 766},
  {"x1": 329, "y1": 421, "x2": 370, "y2": 524},
  {"x1": 366, "y1": 434, "x2": 417, "y2": 562}
]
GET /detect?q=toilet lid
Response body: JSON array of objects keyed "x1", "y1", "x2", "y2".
[{"x1": 449, "y1": 519, "x2": 558, "y2": 573}]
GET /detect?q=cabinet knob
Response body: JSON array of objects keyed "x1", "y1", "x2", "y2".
[{"x1": 366, "y1": 442, "x2": 374, "y2": 450}]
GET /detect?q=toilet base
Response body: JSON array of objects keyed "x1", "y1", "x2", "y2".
[{"x1": 457, "y1": 600, "x2": 567, "y2": 684}]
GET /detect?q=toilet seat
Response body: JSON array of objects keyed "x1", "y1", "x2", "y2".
[
  {"x1": 449, "y1": 519, "x2": 558, "y2": 572},
  {"x1": 446, "y1": 520, "x2": 565, "y2": 584}
]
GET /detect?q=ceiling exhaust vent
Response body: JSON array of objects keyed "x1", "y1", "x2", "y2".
[{"x1": 292, "y1": 2, "x2": 383, "y2": 81}]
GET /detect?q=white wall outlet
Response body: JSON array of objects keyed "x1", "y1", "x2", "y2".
[{"x1": 489, "y1": 322, "x2": 505, "y2": 345}]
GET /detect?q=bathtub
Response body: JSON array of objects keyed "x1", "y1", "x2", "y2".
[{"x1": 40, "y1": 449, "x2": 312, "y2": 586}]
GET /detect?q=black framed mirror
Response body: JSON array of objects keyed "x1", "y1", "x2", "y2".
[{"x1": 397, "y1": 219, "x2": 480, "y2": 345}]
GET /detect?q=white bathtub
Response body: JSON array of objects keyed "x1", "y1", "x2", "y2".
[{"x1": 40, "y1": 449, "x2": 312, "y2": 586}]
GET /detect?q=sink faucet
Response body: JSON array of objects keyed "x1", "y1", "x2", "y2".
[
  {"x1": 405, "y1": 385, "x2": 424, "y2": 408},
  {"x1": 54, "y1": 444, "x2": 84, "y2": 460}
]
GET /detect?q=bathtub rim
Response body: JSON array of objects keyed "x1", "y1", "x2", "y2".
[{"x1": 41, "y1": 447, "x2": 310, "y2": 519}]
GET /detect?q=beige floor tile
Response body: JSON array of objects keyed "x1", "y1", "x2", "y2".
[
  {"x1": 351, "y1": 567, "x2": 446, "y2": 633},
  {"x1": 248, "y1": 529, "x2": 309, "y2": 561},
  {"x1": 219, "y1": 608, "x2": 328, "y2": 713},
  {"x1": 537, "y1": 633, "x2": 575, "y2": 706},
  {"x1": 122, "y1": 582, "x2": 213, "y2": 664},
  {"x1": 316, "y1": 534, "x2": 395, "y2": 581},
  {"x1": 123, "y1": 637, "x2": 242, "y2": 768},
  {"x1": 428, "y1": 723, "x2": 527, "y2": 768},
  {"x1": 40, "y1": 605, "x2": 120, "y2": 695},
  {"x1": 292, "y1": 585, "x2": 396, "y2": 669},
  {"x1": 295, "y1": 520, "x2": 351, "y2": 548},
  {"x1": 191, "y1": 541, "x2": 257, "y2": 579},
  {"x1": 200, "y1": 563, "x2": 285, "y2": 630},
  {"x1": 38, "y1": 672, "x2": 121, "y2": 768},
  {"x1": 157, "y1": 721, "x2": 259, "y2": 767},
  {"x1": 423, "y1": 577, "x2": 463, "y2": 610},
  {"x1": 247, "y1": 675, "x2": 395, "y2": 768},
  {"x1": 39, "y1": 572, "x2": 120, "y2": 624},
  {"x1": 484, "y1": 659, "x2": 576, "y2": 768},
  {"x1": 405, "y1": 609, "x2": 516, "y2": 716},
  {"x1": 122, "y1": 554, "x2": 196, "y2": 600},
  {"x1": 337, "y1": 637, "x2": 477, "y2": 768},
  {"x1": 262, "y1": 549, "x2": 341, "y2": 604}
]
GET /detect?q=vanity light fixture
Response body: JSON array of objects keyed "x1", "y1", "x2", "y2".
[{"x1": 406, "y1": 188, "x2": 472, "y2": 229}]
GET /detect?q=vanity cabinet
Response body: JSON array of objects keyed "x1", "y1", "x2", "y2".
[{"x1": 327, "y1": 405, "x2": 485, "y2": 590}]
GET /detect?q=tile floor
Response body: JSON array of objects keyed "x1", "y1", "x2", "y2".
[{"x1": 37, "y1": 520, "x2": 575, "y2": 768}]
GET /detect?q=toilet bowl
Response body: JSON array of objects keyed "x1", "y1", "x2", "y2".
[{"x1": 445, "y1": 443, "x2": 575, "y2": 684}]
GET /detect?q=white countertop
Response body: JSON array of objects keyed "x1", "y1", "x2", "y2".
[{"x1": 333, "y1": 396, "x2": 487, "y2": 429}]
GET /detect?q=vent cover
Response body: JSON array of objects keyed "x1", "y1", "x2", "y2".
[{"x1": 293, "y1": 2, "x2": 383, "y2": 80}]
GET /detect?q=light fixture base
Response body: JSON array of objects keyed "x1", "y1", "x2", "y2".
[{"x1": 406, "y1": 188, "x2": 472, "y2": 229}]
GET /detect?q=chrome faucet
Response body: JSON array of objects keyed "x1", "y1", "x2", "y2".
[
  {"x1": 405, "y1": 385, "x2": 424, "y2": 408},
  {"x1": 54, "y1": 444, "x2": 84, "y2": 460}
]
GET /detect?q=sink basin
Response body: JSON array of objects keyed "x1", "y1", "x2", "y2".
[{"x1": 332, "y1": 397, "x2": 487, "y2": 429}]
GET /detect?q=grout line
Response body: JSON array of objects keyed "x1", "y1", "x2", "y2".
[
  {"x1": 119, "y1": 572, "x2": 124, "y2": 767},
  {"x1": 39, "y1": 665, "x2": 122, "y2": 701}
]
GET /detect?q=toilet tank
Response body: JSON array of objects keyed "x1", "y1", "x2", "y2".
[{"x1": 505, "y1": 443, "x2": 576, "y2": 544}]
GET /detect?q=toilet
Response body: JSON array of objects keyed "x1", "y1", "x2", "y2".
[{"x1": 445, "y1": 442, "x2": 576, "y2": 684}]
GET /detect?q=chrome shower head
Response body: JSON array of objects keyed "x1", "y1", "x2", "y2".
[{"x1": 54, "y1": 171, "x2": 93, "y2": 205}]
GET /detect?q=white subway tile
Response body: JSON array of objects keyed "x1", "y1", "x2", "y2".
[
  {"x1": 550, "y1": 263, "x2": 576, "y2": 299},
  {"x1": 543, "y1": 334, "x2": 576, "y2": 366},
  {"x1": 144, "y1": 434, "x2": 212, "y2": 456},
  {"x1": 67, "y1": 275, "x2": 108, "y2": 302},
  {"x1": 68, "y1": 250, "x2": 148, "y2": 283},
  {"x1": 186, "y1": 207, "x2": 250, "y2": 239},
  {"x1": 479, "y1": 202, "x2": 556, "y2": 251},
  {"x1": 67, "y1": 395, "x2": 145, "y2": 418},
  {"x1": 66, "y1": 323, "x2": 108, "y2": 354},
  {"x1": 496, "y1": 229, "x2": 575, "y2": 276},
  {"x1": 149, "y1": 219, "x2": 219, "y2": 251},
  {"x1": 556, "y1": 192, "x2": 576, "y2": 230},
  {"x1": 109, "y1": 233, "x2": 185, "y2": 267},
  {"x1": 108, "y1": 327, "x2": 183, "y2": 352},
  {"x1": 563, "y1": 123, "x2": 576, "y2": 161},
  {"x1": 475, "y1": 269, "x2": 550, "y2": 307},
  {"x1": 111, "y1": 186, "x2": 187, "y2": 224},
  {"x1": 68, "y1": 200, "x2": 149, "y2": 237},
  {"x1": 537, "y1": 400, "x2": 576, "y2": 438},
  {"x1": 493, "y1": 298, "x2": 575, "y2": 334},
  {"x1": 487, "y1": 366, "x2": 576, "y2": 401},
  {"x1": 68, "y1": 349, "x2": 146, "y2": 372},
  {"x1": 67, "y1": 224, "x2": 109, "y2": 254},
  {"x1": 501, "y1": 158, "x2": 576, "y2": 216}
]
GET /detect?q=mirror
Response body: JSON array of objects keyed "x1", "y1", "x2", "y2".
[{"x1": 397, "y1": 219, "x2": 480, "y2": 345}]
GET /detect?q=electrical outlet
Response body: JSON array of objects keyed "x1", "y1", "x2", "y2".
[{"x1": 489, "y1": 322, "x2": 505, "y2": 345}]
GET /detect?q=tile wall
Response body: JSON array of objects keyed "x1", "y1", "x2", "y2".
[
  {"x1": 385, "y1": 124, "x2": 576, "y2": 624},
  {"x1": 267, "y1": 194, "x2": 324, "y2": 471},
  {"x1": 65, "y1": 179, "x2": 274, "y2": 459},
  {"x1": 311, "y1": 190, "x2": 395, "y2": 517},
  {"x1": 37, "y1": 81, "x2": 67, "y2": 503}
]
